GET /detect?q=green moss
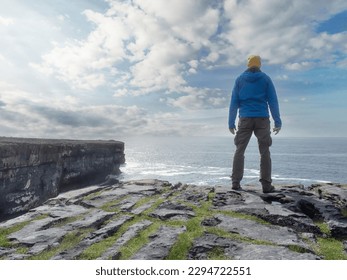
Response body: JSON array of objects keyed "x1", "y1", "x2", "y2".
[
  {"x1": 79, "y1": 216, "x2": 160, "y2": 260},
  {"x1": 217, "y1": 210, "x2": 270, "y2": 225},
  {"x1": 341, "y1": 208, "x2": 347, "y2": 218},
  {"x1": 16, "y1": 246, "x2": 29, "y2": 255},
  {"x1": 133, "y1": 196, "x2": 156, "y2": 210},
  {"x1": 29, "y1": 229, "x2": 91, "y2": 260},
  {"x1": 79, "y1": 216, "x2": 135, "y2": 260},
  {"x1": 207, "y1": 190, "x2": 216, "y2": 201},
  {"x1": 118, "y1": 223, "x2": 161, "y2": 259},
  {"x1": 0, "y1": 221, "x2": 32, "y2": 248},
  {"x1": 167, "y1": 191, "x2": 275, "y2": 260},
  {"x1": 167, "y1": 197, "x2": 213, "y2": 260},
  {"x1": 316, "y1": 237, "x2": 347, "y2": 260},
  {"x1": 287, "y1": 244, "x2": 312, "y2": 254},
  {"x1": 79, "y1": 194, "x2": 165, "y2": 260},
  {"x1": 206, "y1": 227, "x2": 274, "y2": 246},
  {"x1": 79, "y1": 232, "x2": 121, "y2": 259},
  {"x1": 84, "y1": 190, "x2": 105, "y2": 200},
  {"x1": 50, "y1": 215, "x2": 84, "y2": 228},
  {"x1": 100, "y1": 196, "x2": 132, "y2": 213},
  {"x1": 311, "y1": 222, "x2": 347, "y2": 259},
  {"x1": 315, "y1": 221, "x2": 331, "y2": 235},
  {"x1": 166, "y1": 217, "x2": 204, "y2": 260},
  {"x1": 131, "y1": 191, "x2": 169, "y2": 214},
  {"x1": 207, "y1": 246, "x2": 231, "y2": 260},
  {"x1": 142, "y1": 198, "x2": 166, "y2": 216}
]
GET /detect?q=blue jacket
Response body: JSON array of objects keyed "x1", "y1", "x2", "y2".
[{"x1": 228, "y1": 69, "x2": 282, "y2": 129}]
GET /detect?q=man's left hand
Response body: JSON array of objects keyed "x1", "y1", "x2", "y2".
[{"x1": 273, "y1": 127, "x2": 281, "y2": 135}]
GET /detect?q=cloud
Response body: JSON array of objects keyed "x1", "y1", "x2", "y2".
[
  {"x1": 32, "y1": 0, "x2": 347, "y2": 99},
  {"x1": 0, "y1": 16, "x2": 14, "y2": 26},
  {"x1": 0, "y1": 81, "x2": 209, "y2": 138},
  {"x1": 32, "y1": 0, "x2": 221, "y2": 94},
  {"x1": 220, "y1": 0, "x2": 347, "y2": 68},
  {"x1": 166, "y1": 86, "x2": 227, "y2": 110}
]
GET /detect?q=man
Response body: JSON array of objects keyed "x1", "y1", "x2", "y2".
[{"x1": 228, "y1": 55, "x2": 282, "y2": 193}]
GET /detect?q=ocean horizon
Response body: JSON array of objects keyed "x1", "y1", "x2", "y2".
[{"x1": 119, "y1": 136, "x2": 347, "y2": 187}]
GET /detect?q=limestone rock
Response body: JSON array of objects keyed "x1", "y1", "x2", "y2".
[
  {"x1": 213, "y1": 214, "x2": 309, "y2": 248},
  {"x1": 189, "y1": 233, "x2": 319, "y2": 260},
  {"x1": 150, "y1": 201, "x2": 196, "y2": 221},
  {"x1": 100, "y1": 220, "x2": 153, "y2": 260},
  {"x1": 131, "y1": 225, "x2": 186, "y2": 260},
  {"x1": 0, "y1": 180, "x2": 346, "y2": 260}
]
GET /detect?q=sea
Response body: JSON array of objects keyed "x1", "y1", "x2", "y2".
[{"x1": 119, "y1": 137, "x2": 347, "y2": 187}]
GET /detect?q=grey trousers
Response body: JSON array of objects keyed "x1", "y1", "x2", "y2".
[{"x1": 232, "y1": 117, "x2": 272, "y2": 187}]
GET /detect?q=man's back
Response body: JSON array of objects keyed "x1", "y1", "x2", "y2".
[
  {"x1": 236, "y1": 70, "x2": 270, "y2": 118},
  {"x1": 229, "y1": 67, "x2": 281, "y2": 129}
]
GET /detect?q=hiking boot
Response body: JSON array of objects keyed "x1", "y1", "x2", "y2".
[
  {"x1": 232, "y1": 183, "x2": 243, "y2": 191},
  {"x1": 262, "y1": 185, "x2": 275, "y2": 193}
]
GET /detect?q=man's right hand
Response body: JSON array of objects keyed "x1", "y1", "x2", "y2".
[{"x1": 229, "y1": 128, "x2": 236, "y2": 135}]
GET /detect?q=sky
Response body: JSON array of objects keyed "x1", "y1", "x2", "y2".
[{"x1": 0, "y1": 0, "x2": 347, "y2": 140}]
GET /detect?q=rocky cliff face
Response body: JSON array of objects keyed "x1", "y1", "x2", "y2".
[{"x1": 0, "y1": 137, "x2": 125, "y2": 219}]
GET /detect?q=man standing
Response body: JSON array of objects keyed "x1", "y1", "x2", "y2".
[{"x1": 228, "y1": 55, "x2": 282, "y2": 193}]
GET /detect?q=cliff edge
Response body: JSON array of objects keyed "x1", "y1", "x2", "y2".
[{"x1": 0, "y1": 137, "x2": 125, "y2": 219}]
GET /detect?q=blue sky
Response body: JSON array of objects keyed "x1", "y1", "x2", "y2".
[{"x1": 0, "y1": 0, "x2": 347, "y2": 139}]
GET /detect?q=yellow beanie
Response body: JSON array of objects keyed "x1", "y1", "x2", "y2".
[{"x1": 247, "y1": 55, "x2": 261, "y2": 68}]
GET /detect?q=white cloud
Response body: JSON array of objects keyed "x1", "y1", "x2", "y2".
[
  {"x1": 276, "y1": 74, "x2": 289, "y2": 81},
  {"x1": 285, "y1": 61, "x2": 313, "y2": 71},
  {"x1": 221, "y1": 0, "x2": 347, "y2": 68},
  {"x1": 167, "y1": 86, "x2": 227, "y2": 110},
  {"x1": 32, "y1": 0, "x2": 347, "y2": 97},
  {"x1": 32, "y1": 0, "x2": 221, "y2": 93},
  {"x1": 129, "y1": 38, "x2": 192, "y2": 92},
  {"x1": 0, "y1": 16, "x2": 14, "y2": 26},
  {"x1": 0, "y1": 81, "x2": 208, "y2": 138}
]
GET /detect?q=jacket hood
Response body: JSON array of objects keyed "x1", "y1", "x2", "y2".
[{"x1": 240, "y1": 69, "x2": 265, "y2": 83}]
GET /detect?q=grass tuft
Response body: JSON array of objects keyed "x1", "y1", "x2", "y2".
[
  {"x1": 316, "y1": 237, "x2": 347, "y2": 260},
  {"x1": 207, "y1": 246, "x2": 231, "y2": 260}
]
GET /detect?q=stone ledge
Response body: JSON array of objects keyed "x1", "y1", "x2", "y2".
[{"x1": 0, "y1": 180, "x2": 346, "y2": 260}]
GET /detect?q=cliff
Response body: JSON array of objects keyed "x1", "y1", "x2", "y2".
[
  {"x1": 0, "y1": 137, "x2": 125, "y2": 219},
  {"x1": 0, "y1": 179, "x2": 346, "y2": 260}
]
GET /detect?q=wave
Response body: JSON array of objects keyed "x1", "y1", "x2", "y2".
[
  {"x1": 272, "y1": 176, "x2": 331, "y2": 184},
  {"x1": 120, "y1": 161, "x2": 333, "y2": 186}
]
